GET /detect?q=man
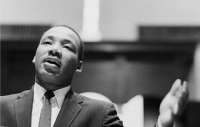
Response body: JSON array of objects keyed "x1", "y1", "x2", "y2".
[{"x1": 0, "y1": 25, "x2": 188, "y2": 127}]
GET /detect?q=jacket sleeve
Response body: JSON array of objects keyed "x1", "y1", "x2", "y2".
[{"x1": 102, "y1": 103, "x2": 124, "y2": 127}]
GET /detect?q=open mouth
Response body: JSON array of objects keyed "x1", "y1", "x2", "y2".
[{"x1": 44, "y1": 57, "x2": 61, "y2": 67}]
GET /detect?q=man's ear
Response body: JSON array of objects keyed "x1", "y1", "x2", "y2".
[
  {"x1": 76, "y1": 61, "x2": 83, "y2": 72},
  {"x1": 32, "y1": 56, "x2": 36, "y2": 63}
]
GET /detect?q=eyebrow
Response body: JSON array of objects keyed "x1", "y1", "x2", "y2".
[
  {"x1": 43, "y1": 35, "x2": 54, "y2": 40},
  {"x1": 42, "y1": 36, "x2": 73, "y2": 44},
  {"x1": 40, "y1": 36, "x2": 54, "y2": 42},
  {"x1": 44, "y1": 36, "x2": 72, "y2": 42},
  {"x1": 62, "y1": 39, "x2": 72, "y2": 44}
]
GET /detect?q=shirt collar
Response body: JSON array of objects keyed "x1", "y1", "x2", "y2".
[{"x1": 33, "y1": 82, "x2": 70, "y2": 108}]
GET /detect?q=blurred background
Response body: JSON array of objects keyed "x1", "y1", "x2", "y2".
[{"x1": 1, "y1": 0, "x2": 200, "y2": 126}]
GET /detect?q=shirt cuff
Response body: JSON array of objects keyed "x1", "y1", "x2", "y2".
[
  {"x1": 156, "y1": 116, "x2": 164, "y2": 127},
  {"x1": 156, "y1": 116, "x2": 175, "y2": 127}
]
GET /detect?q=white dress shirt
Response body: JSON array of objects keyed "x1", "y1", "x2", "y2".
[{"x1": 31, "y1": 83, "x2": 70, "y2": 127}]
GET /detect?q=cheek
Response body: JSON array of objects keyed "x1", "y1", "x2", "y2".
[
  {"x1": 61, "y1": 54, "x2": 78, "y2": 69},
  {"x1": 34, "y1": 49, "x2": 47, "y2": 69},
  {"x1": 35, "y1": 47, "x2": 47, "y2": 61}
]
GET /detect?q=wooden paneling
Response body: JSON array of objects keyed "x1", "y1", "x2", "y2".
[{"x1": 1, "y1": 40, "x2": 196, "y2": 104}]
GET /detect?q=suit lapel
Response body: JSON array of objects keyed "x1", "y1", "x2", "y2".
[
  {"x1": 15, "y1": 88, "x2": 34, "y2": 127},
  {"x1": 54, "y1": 89, "x2": 82, "y2": 127}
]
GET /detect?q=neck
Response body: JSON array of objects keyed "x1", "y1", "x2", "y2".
[{"x1": 35, "y1": 76, "x2": 70, "y2": 91}]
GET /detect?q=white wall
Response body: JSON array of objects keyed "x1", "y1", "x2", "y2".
[
  {"x1": 0, "y1": 0, "x2": 84, "y2": 31},
  {"x1": 188, "y1": 43, "x2": 200, "y2": 101},
  {"x1": 1, "y1": 0, "x2": 200, "y2": 40}
]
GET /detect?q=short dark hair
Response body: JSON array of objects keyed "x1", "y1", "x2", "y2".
[{"x1": 45, "y1": 25, "x2": 84, "y2": 61}]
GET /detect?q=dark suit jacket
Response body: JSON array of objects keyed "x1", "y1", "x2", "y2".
[{"x1": 0, "y1": 87, "x2": 123, "y2": 127}]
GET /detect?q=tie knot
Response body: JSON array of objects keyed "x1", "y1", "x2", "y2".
[{"x1": 44, "y1": 91, "x2": 55, "y2": 99}]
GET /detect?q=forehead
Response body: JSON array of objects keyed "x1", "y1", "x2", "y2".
[{"x1": 41, "y1": 26, "x2": 80, "y2": 46}]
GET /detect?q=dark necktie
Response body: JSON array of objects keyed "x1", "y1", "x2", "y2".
[{"x1": 39, "y1": 91, "x2": 55, "y2": 127}]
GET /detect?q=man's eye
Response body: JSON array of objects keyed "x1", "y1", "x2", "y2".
[
  {"x1": 43, "y1": 41, "x2": 52, "y2": 45},
  {"x1": 63, "y1": 45, "x2": 73, "y2": 51}
]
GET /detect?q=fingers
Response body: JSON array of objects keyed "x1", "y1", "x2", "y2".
[
  {"x1": 178, "y1": 81, "x2": 189, "y2": 108},
  {"x1": 182, "y1": 81, "x2": 189, "y2": 98},
  {"x1": 173, "y1": 102, "x2": 179, "y2": 115},
  {"x1": 170, "y1": 79, "x2": 181, "y2": 95},
  {"x1": 172, "y1": 80, "x2": 189, "y2": 115}
]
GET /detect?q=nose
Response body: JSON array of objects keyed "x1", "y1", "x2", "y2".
[{"x1": 48, "y1": 44, "x2": 62, "y2": 58}]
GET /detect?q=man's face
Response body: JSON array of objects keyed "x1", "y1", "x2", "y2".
[{"x1": 33, "y1": 26, "x2": 82, "y2": 86}]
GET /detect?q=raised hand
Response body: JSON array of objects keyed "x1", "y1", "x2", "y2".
[{"x1": 159, "y1": 79, "x2": 189, "y2": 127}]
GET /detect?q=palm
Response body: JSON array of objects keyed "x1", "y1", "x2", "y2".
[{"x1": 159, "y1": 79, "x2": 189, "y2": 127}]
